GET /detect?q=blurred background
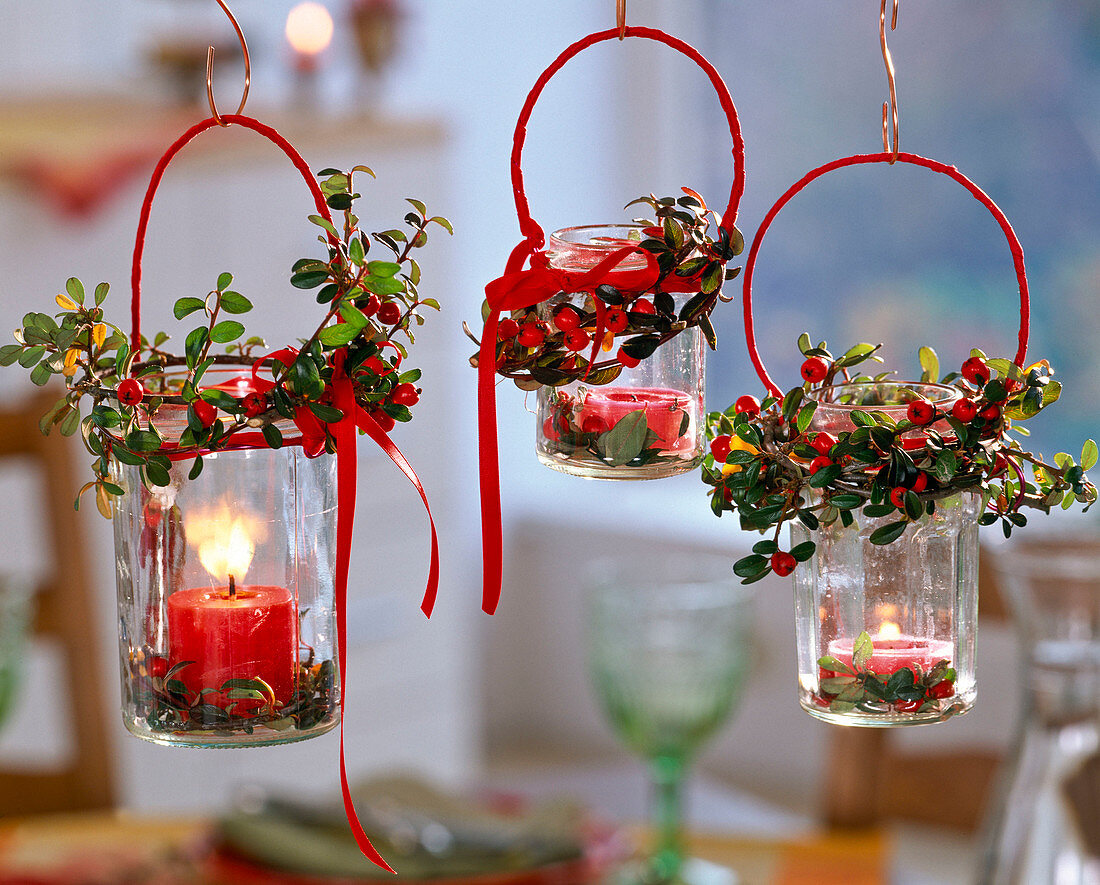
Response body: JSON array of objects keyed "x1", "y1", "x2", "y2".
[{"x1": 0, "y1": 0, "x2": 1097, "y2": 882}]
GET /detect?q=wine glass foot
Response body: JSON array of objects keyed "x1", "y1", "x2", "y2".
[{"x1": 604, "y1": 856, "x2": 738, "y2": 885}]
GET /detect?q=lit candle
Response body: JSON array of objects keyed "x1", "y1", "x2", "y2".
[
  {"x1": 167, "y1": 507, "x2": 296, "y2": 711},
  {"x1": 577, "y1": 387, "x2": 694, "y2": 451},
  {"x1": 826, "y1": 621, "x2": 952, "y2": 676},
  {"x1": 286, "y1": 2, "x2": 334, "y2": 73}
]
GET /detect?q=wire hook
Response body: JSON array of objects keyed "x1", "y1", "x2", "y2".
[
  {"x1": 206, "y1": 0, "x2": 251, "y2": 127},
  {"x1": 617, "y1": 0, "x2": 627, "y2": 40},
  {"x1": 880, "y1": 0, "x2": 900, "y2": 162}
]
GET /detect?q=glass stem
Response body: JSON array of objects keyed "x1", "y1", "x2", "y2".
[{"x1": 648, "y1": 753, "x2": 687, "y2": 883}]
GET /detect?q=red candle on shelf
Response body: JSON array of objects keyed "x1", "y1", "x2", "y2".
[
  {"x1": 826, "y1": 632, "x2": 952, "y2": 675},
  {"x1": 578, "y1": 387, "x2": 694, "y2": 451},
  {"x1": 170, "y1": 509, "x2": 298, "y2": 710}
]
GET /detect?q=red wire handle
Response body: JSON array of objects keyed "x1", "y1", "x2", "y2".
[
  {"x1": 742, "y1": 152, "x2": 1031, "y2": 399},
  {"x1": 125, "y1": 114, "x2": 399, "y2": 875},
  {"x1": 510, "y1": 26, "x2": 746, "y2": 249},
  {"x1": 131, "y1": 115, "x2": 336, "y2": 349}
]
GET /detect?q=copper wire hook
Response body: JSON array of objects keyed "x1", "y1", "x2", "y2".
[
  {"x1": 617, "y1": 0, "x2": 627, "y2": 40},
  {"x1": 206, "y1": 0, "x2": 251, "y2": 127},
  {"x1": 880, "y1": 0, "x2": 900, "y2": 162}
]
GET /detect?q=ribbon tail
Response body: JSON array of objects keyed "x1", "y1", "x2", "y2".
[
  {"x1": 333, "y1": 379, "x2": 395, "y2": 874},
  {"x1": 355, "y1": 411, "x2": 440, "y2": 618},
  {"x1": 477, "y1": 307, "x2": 504, "y2": 616}
]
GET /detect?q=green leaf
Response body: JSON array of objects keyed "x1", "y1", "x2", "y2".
[
  {"x1": 790, "y1": 541, "x2": 817, "y2": 562},
  {"x1": 318, "y1": 324, "x2": 360, "y2": 347},
  {"x1": 348, "y1": 237, "x2": 365, "y2": 265},
  {"x1": 367, "y1": 260, "x2": 402, "y2": 278},
  {"x1": 869, "y1": 520, "x2": 909, "y2": 545},
  {"x1": 621, "y1": 335, "x2": 662, "y2": 361},
  {"x1": 173, "y1": 297, "x2": 207, "y2": 320},
  {"x1": 185, "y1": 327, "x2": 208, "y2": 368},
  {"x1": 596, "y1": 410, "x2": 650, "y2": 467},
  {"x1": 262, "y1": 423, "x2": 283, "y2": 449},
  {"x1": 364, "y1": 275, "x2": 406, "y2": 296},
  {"x1": 308, "y1": 214, "x2": 340, "y2": 239},
  {"x1": 65, "y1": 277, "x2": 85, "y2": 305},
  {"x1": 18, "y1": 346, "x2": 45, "y2": 368},
  {"x1": 733, "y1": 554, "x2": 768, "y2": 578},
  {"x1": 852, "y1": 632, "x2": 874, "y2": 670},
  {"x1": 817, "y1": 655, "x2": 856, "y2": 676},
  {"x1": 126, "y1": 430, "x2": 163, "y2": 452},
  {"x1": 0, "y1": 344, "x2": 23, "y2": 366},
  {"x1": 429, "y1": 216, "x2": 454, "y2": 234},
  {"x1": 219, "y1": 292, "x2": 253, "y2": 314},
  {"x1": 796, "y1": 402, "x2": 818, "y2": 434},
  {"x1": 217, "y1": 272, "x2": 234, "y2": 291},
  {"x1": 829, "y1": 493, "x2": 863, "y2": 510},
  {"x1": 752, "y1": 539, "x2": 779, "y2": 555},
  {"x1": 210, "y1": 321, "x2": 245, "y2": 344},
  {"x1": 406, "y1": 198, "x2": 427, "y2": 217},
  {"x1": 850, "y1": 409, "x2": 876, "y2": 427},
  {"x1": 144, "y1": 460, "x2": 171, "y2": 487},
  {"x1": 94, "y1": 282, "x2": 110, "y2": 306},
  {"x1": 59, "y1": 407, "x2": 80, "y2": 437},
  {"x1": 918, "y1": 346, "x2": 939, "y2": 383},
  {"x1": 1081, "y1": 440, "x2": 1098, "y2": 472},
  {"x1": 307, "y1": 402, "x2": 344, "y2": 423},
  {"x1": 29, "y1": 362, "x2": 52, "y2": 386},
  {"x1": 188, "y1": 456, "x2": 204, "y2": 481},
  {"x1": 291, "y1": 271, "x2": 330, "y2": 289}
]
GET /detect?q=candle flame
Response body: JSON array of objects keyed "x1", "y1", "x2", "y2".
[
  {"x1": 286, "y1": 3, "x2": 334, "y2": 56},
  {"x1": 878, "y1": 620, "x2": 902, "y2": 640},
  {"x1": 186, "y1": 503, "x2": 263, "y2": 583}
]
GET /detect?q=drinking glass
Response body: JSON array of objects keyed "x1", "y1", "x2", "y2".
[{"x1": 587, "y1": 555, "x2": 753, "y2": 884}]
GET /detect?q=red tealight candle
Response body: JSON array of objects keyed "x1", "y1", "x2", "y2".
[
  {"x1": 826, "y1": 633, "x2": 953, "y2": 675},
  {"x1": 167, "y1": 580, "x2": 297, "y2": 709},
  {"x1": 578, "y1": 387, "x2": 693, "y2": 452}
]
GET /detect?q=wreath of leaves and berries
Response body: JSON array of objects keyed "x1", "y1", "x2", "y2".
[
  {"x1": 0, "y1": 166, "x2": 451, "y2": 517},
  {"x1": 468, "y1": 189, "x2": 744, "y2": 391},
  {"x1": 703, "y1": 334, "x2": 1098, "y2": 584}
]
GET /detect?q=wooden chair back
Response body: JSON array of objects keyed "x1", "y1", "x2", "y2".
[{"x1": 0, "y1": 390, "x2": 115, "y2": 814}]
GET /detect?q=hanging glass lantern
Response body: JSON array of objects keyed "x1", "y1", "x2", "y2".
[
  {"x1": 792, "y1": 382, "x2": 979, "y2": 725},
  {"x1": 534, "y1": 225, "x2": 706, "y2": 480},
  {"x1": 112, "y1": 404, "x2": 339, "y2": 747}
]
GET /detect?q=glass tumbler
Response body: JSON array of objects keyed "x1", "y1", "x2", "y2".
[
  {"x1": 112, "y1": 411, "x2": 340, "y2": 748},
  {"x1": 535, "y1": 225, "x2": 705, "y2": 481},
  {"x1": 792, "y1": 382, "x2": 980, "y2": 726}
]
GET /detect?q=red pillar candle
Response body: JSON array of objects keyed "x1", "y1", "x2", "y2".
[
  {"x1": 826, "y1": 634, "x2": 953, "y2": 675},
  {"x1": 167, "y1": 584, "x2": 297, "y2": 708},
  {"x1": 578, "y1": 387, "x2": 694, "y2": 452}
]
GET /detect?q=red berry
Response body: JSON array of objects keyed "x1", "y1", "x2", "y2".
[
  {"x1": 372, "y1": 410, "x2": 396, "y2": 432},
  {"x1": 117, "y1": 378, "x2": 144, "y2": 406},
  {"x1": 617, "y1": 346, "x2": 640, "y2": 369},
  {"x1": 392, "y1": 383, "x2": 420, "y2": 407},
  {"x1": 605, "y1": 308, "x2": 629, "y2": 333},
  {"x1": 811, "y1": 432, "x2": 838, "y2": 455},
  {"x1": 770, "y1": 551, "x2": 797, "y2": 577},
  {"x1": 710, "y1": 435, "x2": 732, "y2": 462},
  {"x1": 735, "y1": 395, "x2": 761, "y2": 417},
  {"x1": 928, "y1": 680, "x2": 955, "y2": 699},
  {"x1": 497, "y1": 318, "x2": 520, "y2": 340},
  {"x1": 360, "y1": 294, "x2": 381, "y2": 317},
  {"x1": 632, "y1": 299, "x2": 656, "y2": 315},
  {"x1": 809, "y1": 455, "x2": 834, "y2": 474},
  {"x1": 377, "y1": 302, "x2": 402, "y2": 326},
  {"x1": 542, "y1": 417, "x2": 561, "y2": 442},
  {"x1": 895, "y1": 699, "x2": 924, "y2": 713},
  {"x1": 581, "y1": 415, "x2": 610, "y2": 435},
  {"x1": 911, "y1": 471, "x2": 929, "y2": 493},
  {"x1": 564, "y1": 328, "x2": 590, "y2": 352},
  {"x1": 553, "y1": 306, "x2": 582, "y2": 331},
  {"x1": 148, "y1": 656, "x2": 168, "y2": 679},
  {"x1": 192, "y1": 399, "x2": 218, "y2": 428},
  {"x1": 800, "y1": 357, "x2": 829, "y2": 384},
  {"x1": 952, "y1": 398, "x2": 979, "y2": 422},
  {"x1": 980, "y1": 404, "x2": 1002, "y2": 422},
  {"x1": 890, "y1": 486, "x2": 908, "y2": 508},
  {"x1": 961, "y1": 356, "x2": 991, "y2": 385},
  {"x1": 907, "y1": 399, "x2": 935, "y2": 426},
  {"x1": 364, "y1": 356, "x2": 391, "y2": 376},
  {"x1": 517, "y1": 323, "x2": 545, "y2": 348},
  {"x1": 242, "y1": 393, "x2": 267, "y2": 418}
]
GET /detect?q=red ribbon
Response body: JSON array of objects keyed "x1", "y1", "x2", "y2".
[{"x1": 129, "y1": 113, "x2": 437, "y2": 874}]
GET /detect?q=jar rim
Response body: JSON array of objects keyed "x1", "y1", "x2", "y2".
[
  {"x1": 548, "y1": 223, "x2": 648, "y2": 250},
  {"x1": 811, "y1": 380, "x2": 960, "y2": 408}
]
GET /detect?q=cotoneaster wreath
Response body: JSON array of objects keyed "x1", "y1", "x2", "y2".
[
  {"x1": 1, "y1": 166, "x2": 451, "y2": 516},
  {"x1": 702, "y1": 335, "x2": 1098, "y2": 583}
]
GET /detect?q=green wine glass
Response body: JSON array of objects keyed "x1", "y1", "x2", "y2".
[
  {"x1": 586, "y1": 555, "x2": 753, "y2": 885},
  {"x1": 0, "y1": 578, "x2": 32, "y2": 730}
]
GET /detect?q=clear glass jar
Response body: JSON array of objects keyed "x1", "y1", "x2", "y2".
[
  {"x1": 112, "y1": 410, "x2": 339, "y2": 748},
  {"x1": 535, "y1": 225, "x2": 705, "y2": 480},
  {"x1": 792, "y1": 382, "x2": 980, "y2": 726},
  {"x1": 978, "y1": 538, "x2": 1100, "y2": 885}
]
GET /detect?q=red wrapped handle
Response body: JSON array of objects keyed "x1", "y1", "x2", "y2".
[
  {"x1": 742, "y1": 152, "x2": 1031, "y2": 398},
  {"x1": 509, "y1": 26, "x2": 746, "y2": 249}
]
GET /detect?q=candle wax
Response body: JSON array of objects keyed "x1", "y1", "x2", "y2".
[
  {"x1": 579, "y1": 387, "x2": 693, "y2": 451},
  {"x1": 167, "y1": 585, "x2": 297, "y2": 710},
  {"x1": 826, "y1": 634, "x2": 952, "y2": 675}
]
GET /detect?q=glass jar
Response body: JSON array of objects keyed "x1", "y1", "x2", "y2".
[
  {"x1": 534, "y1": 225, "x2": 705, "y2": 480},
  {"x1": 792, "y1": 382, "x2": 980, "y2": 726},
  {"x1": 978, "y1": 538, "x2": 1100, "y2": 885},
  {"x1": 112, "y1": 408, "x2": 340, "y2": 748}
]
